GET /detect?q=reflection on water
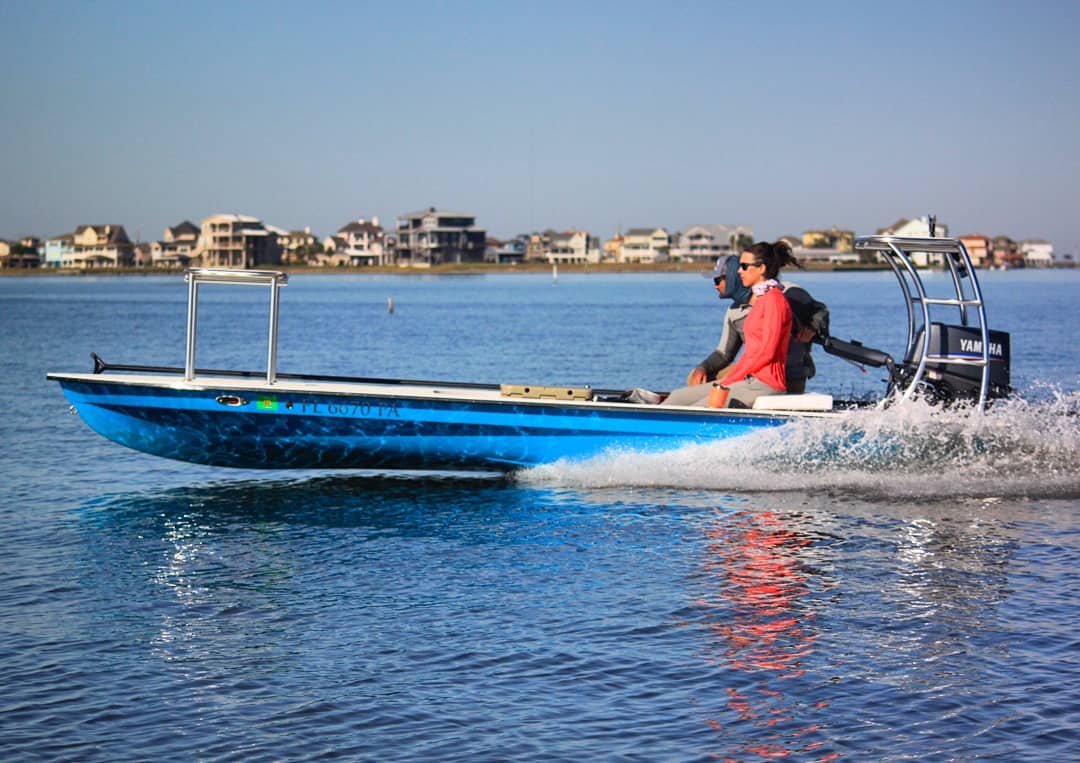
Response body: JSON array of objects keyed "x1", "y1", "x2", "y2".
[
  {"x1": 50, "y1": 477, "x2": 1075, "y2": 760},
  {"x1": 679, "y1": 494, "x2": 1068, "y2": 760},
  {"x1": 695, "y1": 508, "x2": 837, "y2": 761}
]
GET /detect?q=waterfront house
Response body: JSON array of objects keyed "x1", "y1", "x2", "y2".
[
  {"x1": 47, "y1": 224, "x2": 137, "y2": 269},
  {"x1": 485, "y1": 235, "x2": 527, "y2": 264},
  {"x1": 603, "y1": 233, "x2": 623, "y2": 262},
  {"x1": 279, "y1": 227, "x2": 320, "y2": 265},
  {"x1": 875, "y1": 216, "x2": 950, "y2": 266},
  {"x1": 395, "y1": 207, "x2": 485, "y2": 267},
  {"x1": 195, "y1": 214, "x2": 281, "y2": 268},
  {"x1": 876, "y1": 216, "x2": 949, "y2": 239},
  {"x1": 319, "y1": 235, "x2": 349, "y2": 267},
  {"x1": 802, "y1": 226, "x2": 854, "y2": 252},
  {"x1": 992, "y1": 235, "x2": 1022, "y2": 269},
  {"x1": 133, "y1": 243, "x2": 152, "y2": 267},
  {"x1": 0, "y1": 238, "x2": 41, "y2": 268},
  {"x1": 545, "y1": 230, "x2": 601, "y2": 264},
  {"x1": 150, "y1": 220, "x2": 200, "y2": 268},
  {"x1": 44, "y1": 234, "x2": 74, "y2": 268},
  {"x1": 619, "y1": 228, "x2": 671, "y2": 263},
  {"x1": 320, "y1": 218, "x2": 389, "y2": 267},
  {"x1": 670, "y1": 224, "x2": 753, "y2": 263},
  {"x1": 1021, "y1": 239, "x2": 1054, "y2": 267},
  {"x1": 527, "y1": 231, "x2": 554, "y2": 262},
  {"x1": 958, "y1": 234, "x2": 993, "y2": 268}
]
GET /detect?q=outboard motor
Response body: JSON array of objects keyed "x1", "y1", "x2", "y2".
[
  {"x1": 821, "y1": 324, "x2": 1011, "y2": 407},
  {"x1": 901, "y1": 323, "x2": 1011, "y2": 403}
]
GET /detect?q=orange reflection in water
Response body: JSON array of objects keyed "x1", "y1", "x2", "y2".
[{"x1": 697, "y1": 509, "x2": 836, "y2": 761}]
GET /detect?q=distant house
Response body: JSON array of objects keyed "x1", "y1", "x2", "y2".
[
  {"x1": 44, "y1": 234, "x2": 75, "y2": 268},
  {"x1": 875, "y1": 216, "x2": 949, "y2": 239},
  {"x1": 485, "y1": 235, "x2": 527, "y2": 264},
  {"x1": 133, "y1": 242, "x2": 152, "y2": 267},
  {"x1": 619, "y1": 227, "x2": 670, "y2": 263},
  {"x1": 527, "y1": 230, "x2": 554, "y2": 262},
  {"x1": 958, "y1": 234, "x2": 993, "y2": 268},
  {"x1": 318, "y1": 235, "x2": 349, "y2": 267},
  {"x1": 45, "y1": 224, "x2": 136, "y2": 269},
  {"x1": 0, "y1": 238, "x2": 41, "y2": 268},
  {"x1": 1021, "y1": 239, "x2": 1054, "y2": 268},
  {"x1": 395, "y1": 207, "x2": 485, "y2": 267},
  {"x1": 150, "y1": 220, "x2": 200, "y2": 268},
  {"x1": 195, "y1": 214, "x2": 281, "y2": 268},
  {"x1": 802, "y1": 226, "x2": 853, "y2": 252},
  {"x1": 992, "y1": 235, "x2": 1022, "y2": 269},
  {"x1": 875, "y1": 216, "x2": 950, "y2": 266},
  {"x1": 543, "y1": 230, "x2": 600, "y2": 264},
  {"x1": 603, "y1": 234, "x2": 623, "y2": 262},
  {"x1": 279, "y1": 227, "x2": 319, "y2": 265},
  {"x1": 319, "y1": 217, "x2": 389, "y2": 267},
  {"x1": 670, "y1": 224, "x2": 753, "y2": 263}
]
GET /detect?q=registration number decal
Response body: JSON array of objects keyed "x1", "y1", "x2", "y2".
[{"x1": 293, "y1": 399, "x2": 401, "y2": 418}]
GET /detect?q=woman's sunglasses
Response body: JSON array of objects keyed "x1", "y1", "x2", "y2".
[{"x1": 739, "y1": 261, "x2": 762, "y2": 270}]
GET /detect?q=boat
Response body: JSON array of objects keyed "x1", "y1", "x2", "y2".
[{"x1": 48, "y1": 236, "x2": 1011, "y2": 472}]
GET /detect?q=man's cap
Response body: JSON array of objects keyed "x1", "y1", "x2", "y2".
[{"x1": 702, "y1": 255, "x2": 733, "y2": 279}]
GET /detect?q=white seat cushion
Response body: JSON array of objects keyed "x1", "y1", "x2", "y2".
[{"x1": 752, "y1": 392, "x2": 834, "y2": 411}]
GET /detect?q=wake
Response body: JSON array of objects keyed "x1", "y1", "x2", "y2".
[{"x1": 521, "y1": 389, "x2": 1080, "y2": 499}]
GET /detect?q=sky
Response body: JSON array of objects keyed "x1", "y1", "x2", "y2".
[{"x1": 2, "y1": 0, "x2": 1078, "y2": 252}]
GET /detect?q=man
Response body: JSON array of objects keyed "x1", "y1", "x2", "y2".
[{"x1": 686, "y1": 254, "x2": 829, "y2": 394}]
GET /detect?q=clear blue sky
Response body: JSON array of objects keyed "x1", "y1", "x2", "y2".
[{"x1": 2, "y1": 0, "x2": 1078, "y2": 252}]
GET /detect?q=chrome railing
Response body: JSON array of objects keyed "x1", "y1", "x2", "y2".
[
  {"x1": 183, "y1": 268, "x2": 289, "y2": 384},
  {"x1": 853, "y1": 236, "x2": 992, "y2": 408}
]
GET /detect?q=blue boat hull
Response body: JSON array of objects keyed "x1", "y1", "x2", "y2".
[{"x1": 52, "y1": 375, "x2": 800, "y2": 471}]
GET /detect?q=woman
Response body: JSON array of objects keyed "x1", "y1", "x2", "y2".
[
  {"x1": 716, "y1": 241, "x2": 797, "y2": 407},
  {"x1": 662, "y1": 241, "x2": 797, "y2": 407}
]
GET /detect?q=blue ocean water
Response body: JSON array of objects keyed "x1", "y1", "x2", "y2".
[{"x1": 1, "y1": 270, "x2": 1078, "y2": 761}]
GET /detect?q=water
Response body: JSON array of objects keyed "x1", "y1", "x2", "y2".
[{"x1": 1, "y1": 270, "x2": 1078, "y2": 761}]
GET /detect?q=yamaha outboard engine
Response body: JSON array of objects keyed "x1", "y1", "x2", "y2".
[
  {"x1": 821, "y1": 323, "x2": 1011, "y2": 407},
  {"x1": 900, "y1": 323, "x2": 1011, "y2": 403}
]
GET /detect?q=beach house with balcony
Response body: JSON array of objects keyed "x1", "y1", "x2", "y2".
[
  {"x1": 1021, "y1": 239, "x2": 1054, "y2": 268},
  {"x1": 395, "y1": 207, "x2": 485, "y2": 267},
  {"x1": 527, "y1": 231, "x2": 554, "y2": 262},
  {"x1": 0, "y1": 238, "x2": 41, "y2": 268},
  {"x1": 195, "y1": 214, "x2": 281, "y2": 268},
  {"x1": 802, "y1": 226, "x2": 854, "y2": 252},
  {"x1": 546, "y1": 230, "x2": 601, "y2": 264},
  {"x1": 320, "y1": 217, "x2": 389, "y2": 267},
  {"x1": 958, "y1": 234, "x2": 993, "y2": 268},
  {"x1": 45, "y1": 225, "x2": 135, "y2": 269},
  {"x1": 618, "y1": 228, "x2": 670, "y2": 263},
  {"x1": 670, "y1": 224, "x2": 753, "y2": 263},
  {"x1": 150, "y1": 220, "x2": 200, "y2": 268},
  {"x1": 279, "y1": 227, "x2": 319, "y2": 265},
  {"x1": 44, "y1": 234, "x2": 74, "y2": 268},
  {"x1": 992, "y1": 236, "x2": 1022, "y2": 269},
  {"x1": 485, "y1": 236, "x2": 527, "y2": 264},
  {"x1": 875, "y1": 216, "x2": 950, "y2": 266}
]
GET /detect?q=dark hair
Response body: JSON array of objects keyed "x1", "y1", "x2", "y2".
[{"x1": 744, "y1": 240, "x2": 801, "y2": 280}]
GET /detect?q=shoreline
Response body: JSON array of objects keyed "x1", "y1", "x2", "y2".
[
  {"x1": 1, "y1": 261, "x2": 1072, "y2": 278},
  {"x1": 0, "y1": 262, "x2": 899, "y2": 277}
]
